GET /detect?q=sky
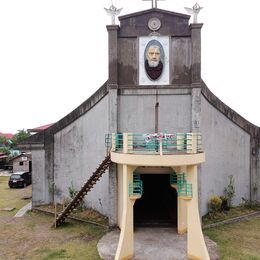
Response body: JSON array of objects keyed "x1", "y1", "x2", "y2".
[{"x1": 0, "y1": 0, "x2": 259, "y2": 134}]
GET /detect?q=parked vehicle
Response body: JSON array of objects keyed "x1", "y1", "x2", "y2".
[{"x1": 8, "y1": 171, "x2": 32, "y2": 188}]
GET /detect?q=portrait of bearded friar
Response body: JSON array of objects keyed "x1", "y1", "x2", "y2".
[{"x1": 144, "y1": 40, "x2": 164, "y2": 80}]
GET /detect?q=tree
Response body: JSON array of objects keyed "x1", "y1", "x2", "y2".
[
  {"x1": 11, "y1": 129, "x2": 31, "y2": 147},
  {"x1": 0, "y1": 136, "x2": 7, "y2": 146}
]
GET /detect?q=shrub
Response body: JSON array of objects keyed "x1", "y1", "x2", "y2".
[
  {"x1": 241, "y1": 197, "x2": 260, "y2": 210},
  {"x1": 208, "y1": 195, "x2": 222, "y2": 214},
  {"x1": 68, "y1": 181, "x2": 78, "y2": 199},
  {"x1": 224, "y1": 175, "x2": 235, "y2": 207},
  {"x1": 220, "y1": 195, "x2": 230, "y2": 211}
]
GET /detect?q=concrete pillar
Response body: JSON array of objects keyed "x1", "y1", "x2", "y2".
[
  {"x1": 107, "y1": 24, "x2": 119, "y2": 225},
  {"x1": 250, "y1": 136, "x2": 260, "y2": 201},
  {"x1": 186, "y1": 165, "x2": 209, "y2": 260},
  {"x1": 44, "y1": 131, "x2": 54, "y2": 204},
  {"x1": 190, "y1": 23, "x2": 203, "y2": 85},
  {"x1": 115, "y1": 165, "x2": 135, "y2": 260},
  {"x1": 107, "y1": 25, "x2": 119, "y2": 86},
  {"x1": 191, "y1": 88, "x2": 202, "y2": 132},
  {"x1": 178, "y1": 166, "x2": 187, "y2": 234}
]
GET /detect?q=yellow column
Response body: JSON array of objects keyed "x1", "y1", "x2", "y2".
[
  {"x1": 115, "y1": 165, "x2": 135, "y2": 260},
  {"x1": 186, "y1": 165, "x2": 209, "y2": 260},
  {"x1": 178, "y1": 166, "x2": 187, "y2": 234}
]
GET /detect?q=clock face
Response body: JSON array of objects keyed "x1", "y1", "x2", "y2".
[{"x1": 148, "y1": 17, "x2": 161, "y2": 31}]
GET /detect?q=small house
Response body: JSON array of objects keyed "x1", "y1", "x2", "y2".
[{"x1": 9, "y1": 153, "x2": 32, "y2": 173}]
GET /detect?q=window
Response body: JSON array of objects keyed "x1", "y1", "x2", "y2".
[{"x1": 19, "y1": 162, "x2": 23, "y2": 166}]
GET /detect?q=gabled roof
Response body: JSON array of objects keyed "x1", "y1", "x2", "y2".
[
  {"x1": 118, "y1": 8, "x2": 191, "y2": 37},
  {"x1": 119, "y1": 8, "x2": 190, "y2": 20},
  {"x1": 8, "y1": 153, "x2": 32, "y2": 162}
]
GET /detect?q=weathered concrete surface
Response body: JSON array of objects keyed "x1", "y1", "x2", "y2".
[
  {"x1": 14, "y1": 202, "x2": 32, "y2": 217},
  {"x1": 31, "y1": 149, "x2": 46, "y2": 206},
  {"x1": 200, "y1": 95, "x2": 251, "y2": 215},
  {"x1": 53, "y1": 95, "x2": 110, "y2": 216},
  {"x1": 118, "y1": 9, "x2": 191, "y2": 37},
  {"x1": 97, "y1": 228, "x2": 219, "y2": 260},
  {"x1": 171, "y1": 38, "x2": 191, "y2": 84},
  {"x1": 119, "y1": 92, "x2": 191, "y2": 133}
]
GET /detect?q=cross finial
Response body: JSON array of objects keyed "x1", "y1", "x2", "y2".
[
  {"x1": 143, "y1": 0, "x2": 165, "y2": 9},
  {"x1": 104, "y1": 2, "x2": 122, "y2": 25},
  {"x1": 184, "y1": 2, "x2": 203, "y2": 23}
]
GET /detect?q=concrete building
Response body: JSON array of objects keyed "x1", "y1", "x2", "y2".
[{"x1": 21, "y1": 6, "x2": 260, "y2": 259}]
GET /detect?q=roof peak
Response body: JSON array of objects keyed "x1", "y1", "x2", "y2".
[{"x1": 119, "y1": 8, "x2": 190, "y2": 21}]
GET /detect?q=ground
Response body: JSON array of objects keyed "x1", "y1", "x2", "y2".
[
  {"x1": 1, "y1": 175, "x2": 260, "y2": 259},
  {"x1": 0, "y1": 176, "x2": 106, "y2": 259}
]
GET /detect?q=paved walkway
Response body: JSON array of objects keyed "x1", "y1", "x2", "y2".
[
  {"x1": 0, "y1": 170, "x2": 11, "y2": 177},
  {"x1": 14, "y1": 202, "x2": 32, "y2": 217},
  {"x1": 97, "y1": 227, "x2": 219, "y2": 260}
]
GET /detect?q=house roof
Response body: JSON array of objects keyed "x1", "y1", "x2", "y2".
[
  {"x1": 27, "y1": 123, "x2": 54, "y2": 133},
  {"x1": 0, "y1": 132, "x2": 14, "y2": 139},
  {"x1": 8, "y1": 153, "x2": 32, "y2": 162}
]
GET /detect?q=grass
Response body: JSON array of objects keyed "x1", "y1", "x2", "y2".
[
  {"x1": 204, "y1": 217, "x2": 260, "y2": 260},
  {"x1": 0, "y1": 176, "x2": 106, "y2": 259},
  {"x1": 0, "y1": 211, "x2": 106, "y2": 259},
  {"x1": 202, "y1": 205, "x2": 260, "y2": 226},
  {"x1": 38, "y1": 204, "x2": 108, "y2": 226},
  {"x1": 0, "y1": 176, "x2": 32, "y2": 215}
]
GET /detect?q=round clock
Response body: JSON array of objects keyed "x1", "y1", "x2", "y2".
[{"x1": 148, "y1": 17, "x2": 161, "y2": 31}]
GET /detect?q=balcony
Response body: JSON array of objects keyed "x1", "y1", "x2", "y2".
[{"x1": 106, "y1": 133, "x2": 205, "y2": 167}]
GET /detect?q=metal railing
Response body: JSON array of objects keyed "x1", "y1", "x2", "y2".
[
  {"x1": 170, "y1": 173, "x2": 193, "y2": 198},
  {"x1": 106, "y1": 132, "x2": 202, "y2": 155},
  {"x1": 177, "y1": 182, "x2": 193, "y2": 197},
  {"x1": 129, "y1": 174, "x2": 143, "y2": 198}
]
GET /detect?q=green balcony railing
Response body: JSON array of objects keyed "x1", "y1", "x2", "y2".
[
  {"x1": 129, "y1": 175, "x2": 143, "y2": 198},
  {"x1": 177, "y1": 182, "x2": 193, "y2": 198},
  {"x1": 170, "y1": 173, "x2": 186, "y2": 186},
  {"x1": 105, "y1": 132, "x2": 203, "y2": 155}
]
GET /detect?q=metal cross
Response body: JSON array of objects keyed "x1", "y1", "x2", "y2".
[
  {"x1": 104, "y1": 2, "x2": 122, "y2": 25},
  {"x1": 143, "y1": 0, "x2": 165, "y2": 9}
]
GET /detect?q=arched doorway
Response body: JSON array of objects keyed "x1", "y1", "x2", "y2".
[{"x1": 134, "y1": 172, "x2": 177, "y2": 227}]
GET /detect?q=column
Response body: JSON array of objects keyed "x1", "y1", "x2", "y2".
[
  {"x1": 178, "y1": 166, "x2": 187, "y2": 234},
  {"x1": 186, "y1": 165, "x2": 209, "y2": 260},
  {"x1": 115, "y1": 165, "x2": 136, "y2": 260}
]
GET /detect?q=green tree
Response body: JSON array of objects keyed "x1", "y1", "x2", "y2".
[
  {"x1": 0, "y1": 136, "x2": 7, "y2": 146},
  {"x1": 12, "y1": 129, "x2": 31, "y2": 147}
]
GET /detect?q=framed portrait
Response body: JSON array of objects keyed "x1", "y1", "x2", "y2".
[{"x1": 139, "y1": 36, "x2": 169, "y2": 85}]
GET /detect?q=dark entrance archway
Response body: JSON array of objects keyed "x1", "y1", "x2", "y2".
[{"x1": 134, "y1": 174, "x2": 177, "y2": 227}]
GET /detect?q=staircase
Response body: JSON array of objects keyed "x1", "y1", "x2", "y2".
[{"x1": 52, "y1": 155, "x2": 112, "y2": 227}]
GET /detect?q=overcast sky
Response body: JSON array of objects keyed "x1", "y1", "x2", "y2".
[{"x1": 0, "y1": 0, "x2": 259, "y2": 133}]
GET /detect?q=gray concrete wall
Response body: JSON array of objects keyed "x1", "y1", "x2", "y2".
[
  {"x1": 200, "y1": 95, "x2": 251, "y2": 215},
  {"x1": 53, "y1": 95, "x2": 110, "y2": 216},
  {"x1": 170, "y1": 37, "x2": 191, "y2": 84},
  {"x1": 31, "y1": 149, "x2": 46, "y2": 206},
  {"x1": 118, "y1": 38, "x2": 137, "y2": 86},
  {"x1": 118, "y1": 37, "x2": 191, "y2": 86},
  {"x1": 118, "y1": 89, "x2": 191, "y2": 133}
]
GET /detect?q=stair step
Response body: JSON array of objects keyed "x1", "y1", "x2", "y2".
[{"x1": 52, "y1": 155, "x2": 112, "y2": 228}]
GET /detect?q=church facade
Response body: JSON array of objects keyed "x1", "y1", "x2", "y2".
[{"x1": 22, "y1": 6, "x2": 260, "y2": 259}]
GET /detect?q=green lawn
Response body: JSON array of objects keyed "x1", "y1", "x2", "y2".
[
  {"x1": 204, "y1": 217, "x2": 260, "y2": 260},
  {"x1": 0, "y1": 212, "x2": 106, "y2": 259},
  {"x1": 1, "y1": 176, "x2": 260, "y2": 259},
  {"x1": 0, "y1": 176, "x2": 106, "y2": 259},
  {"x1": 0, "y1": 176, "x2": 32, "y2": 215},
  {"x1": 203, "y1": 206, "x2": 260, "y2": 226}
]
